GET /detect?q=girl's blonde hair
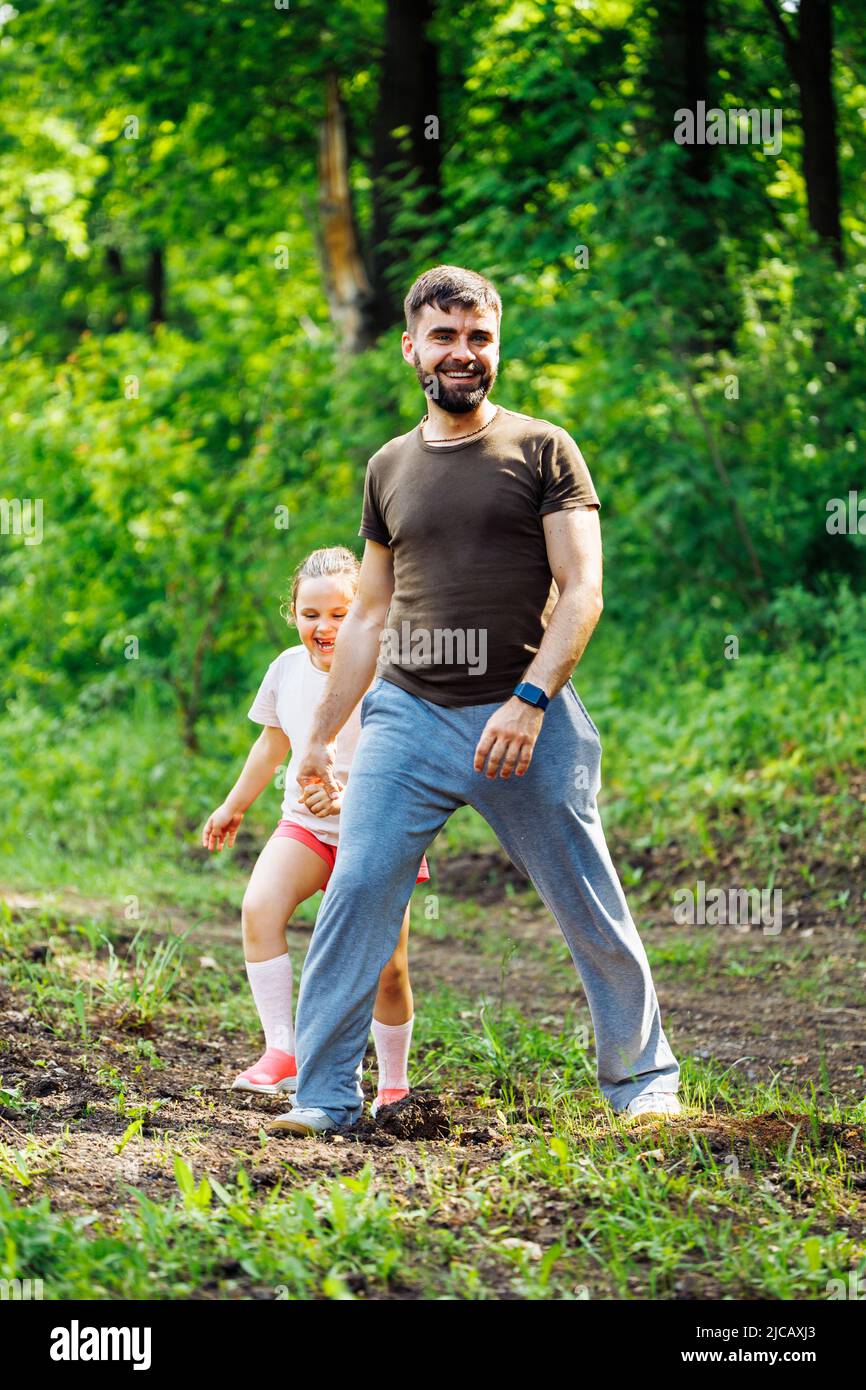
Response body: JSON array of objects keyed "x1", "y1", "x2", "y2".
[{"x1": 281, "y1": 546, "x2": 361, "y2": 626}]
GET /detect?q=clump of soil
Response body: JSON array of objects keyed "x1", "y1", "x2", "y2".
[
  {"x1": 373, "y1": 1092, "x2": 451, "y2": 1140},
  {"x1": 715, "y1": 1110, "x2": 866, "y2": 1161}
]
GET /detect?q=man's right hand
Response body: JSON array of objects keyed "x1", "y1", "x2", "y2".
[{"x1": 296, "y1": 740, "x2": 342, "y2": 804}]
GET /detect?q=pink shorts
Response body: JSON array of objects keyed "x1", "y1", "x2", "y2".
[{"x1": 271, "y1": 820, "x2": 430, "y2": 886}]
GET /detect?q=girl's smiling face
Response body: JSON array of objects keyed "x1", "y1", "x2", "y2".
[{"x1": 293, "y1": 573, "x2": 357, "y2": 671}]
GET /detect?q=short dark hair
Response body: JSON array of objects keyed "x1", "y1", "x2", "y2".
[{"x1": 403, "y1": 265, "x2": 502, "y2": 337}]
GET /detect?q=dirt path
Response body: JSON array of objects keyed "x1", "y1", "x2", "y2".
[
  {"x1": 2, "y1": 865, "x2": 865, "y2": 1301},
  {"x1": 4, "y1": 858, "x2": 865, "y2": 1107}
]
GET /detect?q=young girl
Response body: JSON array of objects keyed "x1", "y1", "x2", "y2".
[{"x1": 201, "y1": 545, "x2": 428, "y2": 1115}]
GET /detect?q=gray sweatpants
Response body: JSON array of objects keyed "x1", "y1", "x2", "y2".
[{"x1": 294, "y1": 675, "x2": 679, "y2": 1124}]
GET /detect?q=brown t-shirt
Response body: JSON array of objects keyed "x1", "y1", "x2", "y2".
[{"x1": 358, "y1": 405, "x2": 600, "y2": 707}]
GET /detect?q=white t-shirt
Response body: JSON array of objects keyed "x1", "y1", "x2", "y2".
[{"x1": 247, "y1": 644, "x2": 373, "y2": 847}]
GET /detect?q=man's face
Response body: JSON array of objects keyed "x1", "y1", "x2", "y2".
[{"x1": 402, "y1": 303, "x2": 499, "y2": 414}]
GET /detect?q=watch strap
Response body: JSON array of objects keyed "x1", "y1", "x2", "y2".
[{"x1": 513, "y1": 681, "x2": 550, "y2": 711}]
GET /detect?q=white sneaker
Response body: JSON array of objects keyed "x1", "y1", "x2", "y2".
[
  {"x1": 623, "y1": 1091, "x2": 682, "y2": 1123},
  {"x1": 266, "y1": 1106, "x2": 338, "y2": 1136}
]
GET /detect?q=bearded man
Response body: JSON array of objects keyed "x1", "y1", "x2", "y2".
[{"x1": 270, "y1": 264, "x2": 680, "y2": 1135}]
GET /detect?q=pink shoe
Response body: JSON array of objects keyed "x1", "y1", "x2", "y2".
[
  {"x1": 371, "y1": 1087, "x2": 409, "y2": 1118},
  {"x1": 231, "y1": 1047, "x2": 298, "y2": 1095}
]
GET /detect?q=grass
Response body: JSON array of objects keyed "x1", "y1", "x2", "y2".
[
  {"x1": 0, "y1": 899, "x2": 864, "y2": 1300},
  {"x1": 0, "y1": 1134, "x2": 68, "y2": 1190},
  {"x1": 0, "y1": 627, "x2": 864, "y2": 1299},
  {"x1": 0, "y1": 1165, "x2": 404, "y2": 1300},
  {"x1": 2, "y1": 1106, "x2": 861, "y2": 1301},
  {"x1": 98, "y1": 926, "x2": 187, "y2": 1027},
  {"x1": 2, "y1": 628, "x2": 865, "y2": 913}
]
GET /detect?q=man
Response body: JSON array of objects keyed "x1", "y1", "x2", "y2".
[{"x1": 270, "y1": 264, "x2": 680, "y2": 1135}]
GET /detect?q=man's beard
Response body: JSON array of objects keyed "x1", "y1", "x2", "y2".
[{"x1": 413, "y1": 353, "x2": 497, "y2": 414}]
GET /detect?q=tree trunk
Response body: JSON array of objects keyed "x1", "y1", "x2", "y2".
[
  {"x1": 316, "y1": 70, "x2": 376, "y2": 355},
  {"x1": 147, "y1": 247, "x2": 165, "y2": 327},
  {"x1": 798, "y1": 0, "x2": 843, "y2": 263},
  {"x1": 649, "y1": 0, "x2": 735, "y2": 350},
  {"x1": 105, "y1": 246, "x2": 128, "y2": 332},
  {"x1": 681, "y1": 0, "x2": 711, "y2": 189},
  {"x1": 761, "y1": 0, "x2": 843, "y2": 264},
  {"x1": 369, "y1": 0, "x2": 442, "y2": 337}
]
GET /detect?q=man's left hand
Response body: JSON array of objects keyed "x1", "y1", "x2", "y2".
[{"x1": 473, "y1": 696, "x2": 545, "y2": 779}]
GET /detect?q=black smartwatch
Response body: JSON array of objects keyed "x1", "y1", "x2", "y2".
[{"x1": 513, "y1": 681, "x2": 550, "y2": 711}]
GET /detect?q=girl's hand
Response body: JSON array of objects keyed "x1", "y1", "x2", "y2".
[
  {"x1": 301, "y1": 782, "x2": 344, "y2": 817},
  {"x1": 201, "y1": 803, "x2": 244, "y2": 852}
]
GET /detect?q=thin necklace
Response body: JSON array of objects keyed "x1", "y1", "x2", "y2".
[{"x1": 421, "y1": 405, "x2": 499, "y2": 444}]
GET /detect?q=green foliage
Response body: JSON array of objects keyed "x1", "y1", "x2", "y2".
[
  {"x1": 0, "y1": 0, "x2": 863, "y2": 746},
  {"x1": 0, "y1": 1163, "x2": 404, "y2": 1299},
  {"x1": 1, "y1": 4, "x2": 864, "y2": 1306}
]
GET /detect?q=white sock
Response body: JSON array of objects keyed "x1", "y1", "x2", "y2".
[
  {"x1": 371, "y1": 1015, "x2": 414, "y2": 1093},
  {"x1": 244, "y1": 954, "x2": 295, "y2": 1055}
]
